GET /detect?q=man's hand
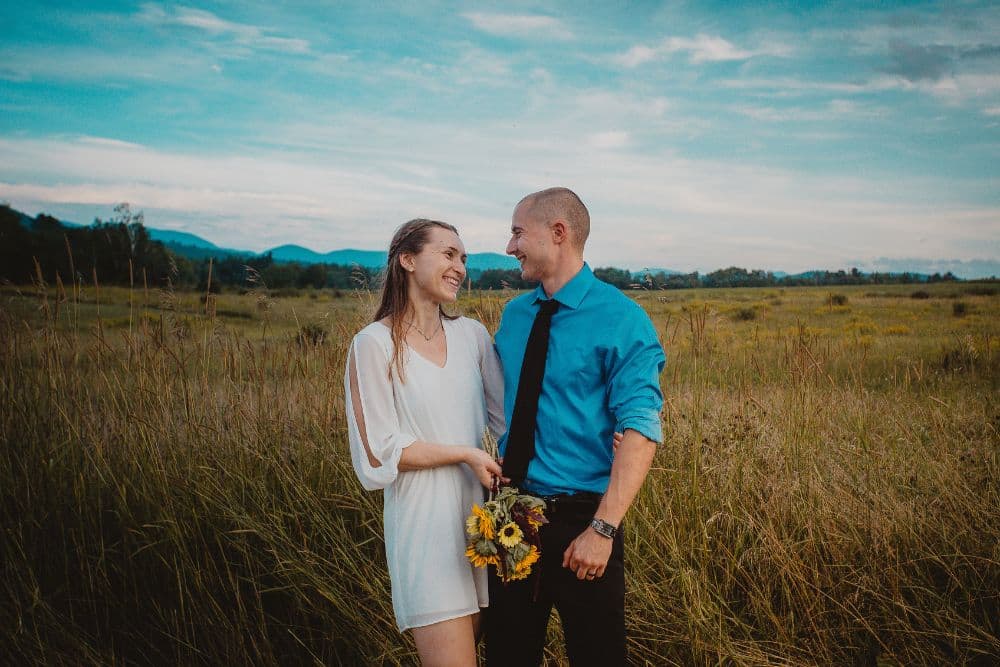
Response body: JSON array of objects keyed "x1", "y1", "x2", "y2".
[{"x1": 562, "y1": 526, "x2": 613, "y2": 580}]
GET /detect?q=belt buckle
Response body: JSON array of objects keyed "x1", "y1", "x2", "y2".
[{"x1": 540, "y1": 493, "x2": 564, "y2": 511}]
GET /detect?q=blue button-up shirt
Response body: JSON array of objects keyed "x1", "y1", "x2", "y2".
[{"x1": 495, "y1": 263, "x2": 666, "y2": 496}]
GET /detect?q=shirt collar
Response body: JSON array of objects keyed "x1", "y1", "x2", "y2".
[{"x1": 531, "y1": 262, "x2": 595, "y2": 311}]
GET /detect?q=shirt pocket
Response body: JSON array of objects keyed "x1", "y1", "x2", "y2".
[{"x1": 552, "y1": 341, "x2": 605, "y2": 386}]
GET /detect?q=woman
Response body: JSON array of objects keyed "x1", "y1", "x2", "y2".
[{"x1": 344, "y1": 218, "x2": 505, "y2": 666}]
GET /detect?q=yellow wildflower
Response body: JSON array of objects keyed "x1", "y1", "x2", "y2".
[
  {"x1": 465, "y1": 541, "x2": 499, "y2": 569},
  {"x1": 497, "y1": 522, "x2": 523, "y2": 548},
  {"x1": 470, "y1": 504, "x2": 495, "y2": 540},
  {"x1": 465, "y1": 544, "x2": 491, "y2": 568},
  {"x1": 515, "y1": 545, "x2": 540, "y2": 575}
]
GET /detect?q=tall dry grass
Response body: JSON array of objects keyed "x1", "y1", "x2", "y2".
[{"x1": 1, "y1": 281, "x2": 997, "y2": 665}]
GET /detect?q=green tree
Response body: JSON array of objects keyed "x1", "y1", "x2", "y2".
[
  {"x1": 593, "y1": 267, "x2": 632, "y2": 289},
  {"x1": 299, "y1": 263, "x2": 328, "y2": 289},
  {"x1": 0, "y1": 205, "x2": 35, "y2": 282}
]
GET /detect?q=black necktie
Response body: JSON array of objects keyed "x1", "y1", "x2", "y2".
[{"x1": 503, "y1": 299, "x2": 560, "y2": 486}]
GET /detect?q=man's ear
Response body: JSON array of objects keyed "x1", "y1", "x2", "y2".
[{"x1": 550, "y1": 219, "x2": 568, "y2": 245}]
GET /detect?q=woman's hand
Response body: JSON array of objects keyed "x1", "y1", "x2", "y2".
[
  {"x1": 613, "y1": 431, "x2": 624, "y2": 455},
  {"x1": 465, "y1": 448, "x2": 507, "y2": 489}
]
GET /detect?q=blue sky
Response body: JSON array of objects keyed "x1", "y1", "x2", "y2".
[{"x1": 1, "y1": 1, "x2": 998, "y2": 276}]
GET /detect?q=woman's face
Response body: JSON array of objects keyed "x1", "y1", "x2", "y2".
[{"x1": 404, "y1": 226, "x2": 467, "y2": 304}]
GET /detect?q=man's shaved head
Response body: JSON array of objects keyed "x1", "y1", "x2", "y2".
[{"x1": 516, "y1": 187, "x2": 590, "y2": 251}]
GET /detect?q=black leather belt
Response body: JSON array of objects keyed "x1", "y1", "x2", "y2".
[{"x1": 538, "y1": 491, "x2": 602, "y2": 514}]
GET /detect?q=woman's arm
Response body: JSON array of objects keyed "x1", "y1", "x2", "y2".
[
  {"x1": 347, "y1": 335, "x2": 500, "y2": 489},
  {"x1": 398, "y1": 442, "x2": 501, "y2": 488}
]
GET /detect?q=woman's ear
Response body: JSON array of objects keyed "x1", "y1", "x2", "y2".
[{"x1": 398, "y1": 252, "x2": 415, "y2": 273}]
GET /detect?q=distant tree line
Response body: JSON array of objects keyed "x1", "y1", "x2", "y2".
[
  {"x1": 1, "y1": 205, "x2": 965, "y2": 292},
  {"x1": 603, "y1": 266, "x2": 961, "y2": 289},
  {"x1": 1, "y1": 203, "x2": 177, "y2": 288},
  {"x1": 0, "y1": 205, "x2": 380, "y2": 291}
]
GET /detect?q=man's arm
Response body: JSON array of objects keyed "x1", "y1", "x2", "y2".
[
  {"x1": 562, "y1": 428, "x2": 656, "y2": 579},
  {"x1": 563, "y1": 303, "x2": 664, "y2": 580}
]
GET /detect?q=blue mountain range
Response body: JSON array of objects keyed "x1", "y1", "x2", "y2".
[
  {"x1": 12, "y1": 207, "x2": 997, "y2": 279},
  {"x1": 15, "y1": 209, "x2": 520, "y2": 271}
]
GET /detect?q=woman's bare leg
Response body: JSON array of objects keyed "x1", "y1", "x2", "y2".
[
  {"x1": 411, "y1": 613, "x2": 478, "y2": 666},
  {"x1": 472, "y1": 610, "x2": 482, "y2": 642}
]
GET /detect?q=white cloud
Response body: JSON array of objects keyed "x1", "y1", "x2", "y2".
[
  {"x1": 76, "y1": 136, "x2": 146, "y2": 150},
  {"x1": 138, "y1": 3, "x2": 310, "y2": 54},
  {"x1": 0, "y1": 135, "x2": 474, "y2": 251},
  {"x1": 719, "y1": 72, "x2": 1000, "y2": 104},
  {"x1": 587, "y1": 131, "x2": 630, "y2": 149},
  {"x1": 845, "y1": 10, "x2": 1000, "y2": 58},
  {"x1": 615, "y1": 33, "x2": 791, "y2": 67},
  {"x1": 666, "y1": 35, "x2": 755, "y2": 63},
  {"x1": 719, "y1": 76, "x2": 900, "y2": 94},
  {"x1": 173, "y1": 6, "x2": 240, "y2": 33},
  {"x1": 920, "y1": 73, "x2": 1000, "y2": 102},
  {"x1": 984, "y1": 106, "x2": 1000, "y2": 116},
  {"x1": 4, "y1": 113, "x2": 994, "y2": 273},
  {"x1": 255, "y1": 36, "x2": 310, "y2": 54},
  {"x1": 462, "y1": 12, "x2": 573, "y2": 40},
  {"x1": 733, "y1": 99, "x2": 886, "y2": 122},
  {"x1": 616, "y1": 45, "x2": 658, "y2": 68},
  {"x1": 0, "y1": 45, "x2": 207, "y2": 83}
]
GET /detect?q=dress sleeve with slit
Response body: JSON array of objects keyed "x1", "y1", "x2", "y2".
[{"x1": 344, "y1": 331, "x2": 418, "y2": 491}]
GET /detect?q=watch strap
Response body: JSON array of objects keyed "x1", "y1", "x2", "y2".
[{"x1": 590, "y1": 517, "x2": 618, "y2": 539}]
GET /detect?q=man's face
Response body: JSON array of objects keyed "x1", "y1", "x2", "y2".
[{"x1": 506, "y1": 206, "x2": 553, "y2": 283}]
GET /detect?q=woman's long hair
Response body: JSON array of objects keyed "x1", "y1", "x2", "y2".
[{"x1": 374, "y1": 218, "x2": 460, "y2": 381}]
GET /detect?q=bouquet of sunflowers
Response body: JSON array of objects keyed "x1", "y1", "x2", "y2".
[{"x1": 465, "y1": 431, "x2": 548, "y2": 583}]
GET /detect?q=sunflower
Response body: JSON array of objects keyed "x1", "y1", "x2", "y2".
[
  {"x1": 465, "y1": 544, "x2": 491, "y2": 568},
  {"x1": 497, "y1": 521, "x2": 523, "y2": 548},
  {"x1": 469, "y1": 504, "x2": 495, "y2": 540},
  {"x1": 504, "y1": 546, "x2": 536, "y2": 582},
  {"x1": 465, "y1": 540, "x2": 499, "y2": 569},
  {"x1": 514, "y1": 545, "x2": 540, "y2": 576}
]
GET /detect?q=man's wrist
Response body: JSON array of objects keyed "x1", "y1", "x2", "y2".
[{"x1": 590, "y1": 517, "x2": 618, "y2": 539}]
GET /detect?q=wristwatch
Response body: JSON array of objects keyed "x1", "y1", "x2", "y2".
[{"x1": 590, "y1": 517, "x2": 618, "y2": 539}]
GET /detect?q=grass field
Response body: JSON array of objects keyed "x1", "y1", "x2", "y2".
[{"x1": 1, "y1": 279, "x2": 998, "y2": 665}]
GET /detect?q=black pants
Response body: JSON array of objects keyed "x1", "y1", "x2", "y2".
[{"x1": 485, "y1": 494, "x2": 626, "y2": 666}]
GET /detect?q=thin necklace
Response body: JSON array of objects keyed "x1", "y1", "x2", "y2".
[{"x1": 406, "y1": 316, "x2": 442, "y2": 342}]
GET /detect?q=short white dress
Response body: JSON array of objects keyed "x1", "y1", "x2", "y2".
[{"x1": 344, "y1": 316, "x2": 505, "y2": 631}]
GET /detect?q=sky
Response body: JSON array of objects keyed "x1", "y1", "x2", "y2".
[{"x1": 1, "y1": 1, "x2": 998, "y2": 277}]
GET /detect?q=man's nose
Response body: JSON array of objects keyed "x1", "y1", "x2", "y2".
[{"x1": 505, "y1": 237, "x2": 516, "y2": 255}]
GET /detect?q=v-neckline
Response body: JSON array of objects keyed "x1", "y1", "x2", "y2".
[{"x1": 379, "y1": 319, "x2": 449, "y2": 369}]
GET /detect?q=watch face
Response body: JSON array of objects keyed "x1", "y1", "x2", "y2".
[{"x1": 591, "y1": 518, "x2": 616, "y2": 538}]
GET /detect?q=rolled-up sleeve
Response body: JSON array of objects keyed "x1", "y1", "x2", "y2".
[
  {"x1": 344, "y1": 333, "x2": 418, "y2": 490},
  {"x1": 606, "y1": 312, "x2": 666, "y2": 444}
]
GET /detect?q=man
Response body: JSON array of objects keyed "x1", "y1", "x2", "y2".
[{"x1": 486, "y1": 187, "x2": 665, "y2": 665}]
